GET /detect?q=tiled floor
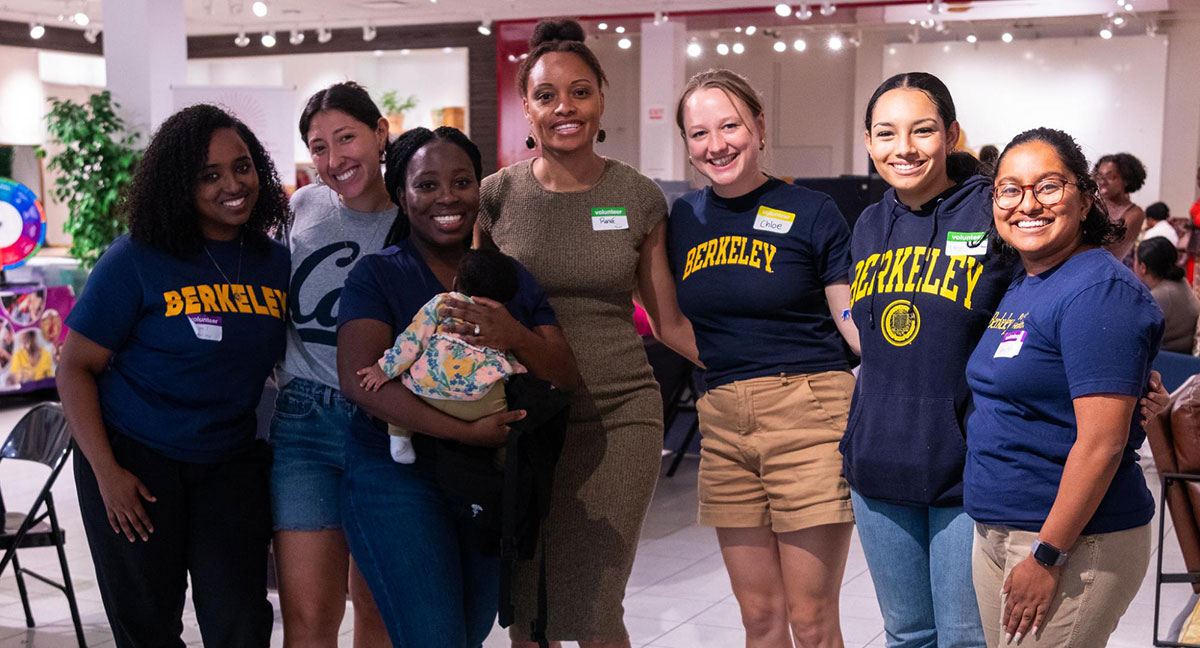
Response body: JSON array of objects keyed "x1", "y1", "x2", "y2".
[{"x1": 0, "y1": 398, "x2": 1191, "y2": 647}]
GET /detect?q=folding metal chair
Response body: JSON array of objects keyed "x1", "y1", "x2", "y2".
[{"x1": 0, "y1": 402, "x2": 85, "y2": 647}]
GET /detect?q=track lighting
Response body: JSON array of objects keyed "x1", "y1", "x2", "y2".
[
  {"x1": 289, "y1": 29, "x2": 304, "y2": 45},
  {"x1": 234, "y1": 30, "x2": 250, "y2": 46},
  {"x1": 29, "y1": 23, "x2": 45, "y2": 39},
  {"x1": 317, "y1": 27, "x2": 332, "y2": 43},
  {"x1": 362, "y1": 24, "x2": 376, "y2": 41},
  {"x1": 261, "y1": 31, "x2": 276, "y2": 47}
]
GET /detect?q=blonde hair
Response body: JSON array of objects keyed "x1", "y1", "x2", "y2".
[{"x1": 675, "y1": 69, "x2": 764, "y2": 140}]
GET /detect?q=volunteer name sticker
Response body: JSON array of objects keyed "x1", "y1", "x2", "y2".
[
  {"x1": 591, "y1": 207, "x2": 629, "y2": 231},
  {"x1": 946, "y1": 231, "x2": 988, "y2": 256},
  {"x1": 188, "y1": 314, "x2": 223, "y2": 341},
  {"x1": 753, "y1": 206, "x2": 795, "y2": 234},
  {"x1": 994, "y1": 329, "x2": 1026, "y2": 358}
]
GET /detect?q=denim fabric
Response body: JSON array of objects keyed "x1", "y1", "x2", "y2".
[
  {"x1": 269, "y1": 377, "x2": 357, "y2": 531},
  {"x1": 341, "y1": 412, "x2": 499, "y2": 647},
  {"x1": 851, "y1": 490, "x2": 985, "y2": 648}
]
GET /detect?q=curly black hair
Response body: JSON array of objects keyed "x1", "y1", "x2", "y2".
[
  {"x1": 383, "y1": 126, "x2": 482, "y2": 245},
  {"x1": 455, "y1": 249, "x2": 519, "y2": 303},
  {"x1": 515, "y1": 19, "x2": 608, "y2": 96},
  {"x1": 992, "y1": 127, "x2": 1124, "y2": 254},
  {"x1": 122, "y1": 104, "x2": 289, "y2": 257},
  {"x1": 1094, "y1": 152, "x2": 1147, "y2": 194}
]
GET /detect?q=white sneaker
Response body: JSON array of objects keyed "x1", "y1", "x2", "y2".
[{"x1": 390, "y1": 435, "x2": 416, "y2": 464}]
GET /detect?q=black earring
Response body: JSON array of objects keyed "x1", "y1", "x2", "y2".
[
  {"x1": 597, "y1": 129, "x2": 607, "y2": 143},
  {"x1": 525, "y1": 135, "x2": 536, "y2": 149}
]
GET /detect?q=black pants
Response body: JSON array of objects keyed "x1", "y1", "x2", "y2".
[{"x1": 74, "y1": 432, "x2": 273, "y2": 648}]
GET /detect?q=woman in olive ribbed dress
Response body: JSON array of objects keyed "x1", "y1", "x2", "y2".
[{"x1": 476, "y1": 19, "x2": 693, "y2": 647}]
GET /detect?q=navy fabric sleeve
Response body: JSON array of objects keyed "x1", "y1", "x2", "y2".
[
  {"x1": 337, "y1": 255, "x2": 396, "y2": 330},
  {"x1": 65, "y1": 238, "x2": 142, "y2": 351},
  {"x1": 1060, "y1": 280, "x2": 1160, "y2": 399},
  {"x1": 514, "y1": 263, "x2": 558, "y2": 328},
  {"x1": 812, "y1": 197, "x2": 852, "y2": 286}
]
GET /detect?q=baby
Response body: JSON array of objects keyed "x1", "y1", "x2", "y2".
[{"x1": 357, "y1": 249, "x2": 526, "y2": 463}]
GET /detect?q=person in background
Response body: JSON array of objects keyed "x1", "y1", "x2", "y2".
[
  {"x1": 967, "y1": 127, "x2": 1161, "y2": 647},
  {"x1": 1134, "y1": 236, "x2": 1198, "y2": 354},
  {"x1": 1093, "y1": 152, "x2": 1147, "y2": 265},
  {"x1": 271, "y1": 81, "x2": 393, "y2": 648},
  {"x1": 978, "y1": 144, "x2": 999, "y2": 175},
  {"x1": 476, "y1": 19, "x2": 679, "y2": 648},
  {"x1": 9, "y1": 329, "x2": 52, "y2": 384},
  {"x1": 1141, "y1": 202, "x2": 1178, "y2": 246},
  {"x1": 57, "y1": 104, "x2": 290, "y2": 647},
  {"x1": 1186, "y1": 166, "x2": 1200, "y2": 283}
]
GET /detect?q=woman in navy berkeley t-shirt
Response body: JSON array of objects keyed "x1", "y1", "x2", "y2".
[
  {"x1": 334, "y1": 127, "x2": 578, "y2": 646},
  {"x1": 644, "y1": 69, "x2": 861, "y2": 647},
  {"x1": 965, "y1": 128, "x2": 1162, "y2": 647},
  {"x1": 57, "y1": 105, "x2": 290, "y2": 646}
]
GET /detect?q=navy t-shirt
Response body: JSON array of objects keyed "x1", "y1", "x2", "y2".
[
  {"x1": 668, "y1": 178, "x2": 851, "y2": 387},
  {"x1": 65, "y1": 234, "x2": 290, "y2": 463},
  {"x1": 964, "y1": 249, "x2": 1162, "y2": 534},
  {"x1": 338, "y1": 238, "x2": 558, "y2": 449}
]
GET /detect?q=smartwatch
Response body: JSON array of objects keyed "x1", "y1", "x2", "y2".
[{"x1": 1030, "y1": 539, "x2": 1069, "y2": 567}]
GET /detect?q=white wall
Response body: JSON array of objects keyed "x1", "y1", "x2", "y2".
[
  {"x1": 0, "y1": 46, "x2": 45, "y2": 146},
  {"x1": 1160, "y1": 17, "x2": 1200, "y2": 213},
  {"x1": 882, "y1": 34, "x2": 1169, "y2": 205}
]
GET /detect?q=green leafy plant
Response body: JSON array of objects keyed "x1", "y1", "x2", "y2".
[
  {"x1": 379, "y1": 90, "x2": 418, "y2": 115},
  {"x1": 36, "y1": 91, "x2": 140, "y2": 268}
]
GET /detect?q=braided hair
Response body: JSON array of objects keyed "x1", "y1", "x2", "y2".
[
  {"x1": 123, "y1": 104, "x2": 289, "y2": 257},
  {"x1": 383, "y1": 126, "x2": 482, "y2": 245}
]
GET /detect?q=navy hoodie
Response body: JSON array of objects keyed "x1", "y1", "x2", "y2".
[{"x1": 839, "y1": 175, "x2": 1018, "y2": 507}]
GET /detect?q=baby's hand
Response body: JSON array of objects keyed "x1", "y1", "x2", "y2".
[{"x1": 357, "y1": 364, "x2": 389, "y2": 391}]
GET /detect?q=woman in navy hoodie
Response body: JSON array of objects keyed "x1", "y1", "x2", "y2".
[{"x1": 842, "y1": 72, "x2": 1166, "y2": 648}]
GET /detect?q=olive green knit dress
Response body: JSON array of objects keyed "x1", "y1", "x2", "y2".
[{"x1": 479, "y1": 158, "x2": 666, "y2": 641}]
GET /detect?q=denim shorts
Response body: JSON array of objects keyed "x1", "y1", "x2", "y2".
[{"x1": 269, "y1": 377, "x2": 357, "y2": 531}]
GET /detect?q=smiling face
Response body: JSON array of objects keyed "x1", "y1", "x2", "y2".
[
  {"x1": 1093, "y1": 160, "x2": 1127, "y2": 201},
  {"x1": 523, "y1": 51, "x2": 604, "y2": 156},
  {"x1": 681, "y1": 87, "x2": 766, "y2": 198},
  {"x1": 305, "y1": 109, "x2": 389, "y2": 211},
  {"x1": 865, "y1": 87, "x2": 959, "y2": 209},
  {"x1": 993, "y1": 140, "x2": 1092, "y2": 275},
  {"x1": 193, "y1": 127, "x2": 259, "y2": 241},
  {"x1": 398, "y1": 139, "x2": 480, "y2": 250}
]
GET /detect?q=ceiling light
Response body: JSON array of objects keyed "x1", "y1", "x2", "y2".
[
  {"x1": 73, "y1": 12, "x2": 89, "y2": 26},
  {"x1": 618, "y1": 37, "x2": 632, "y2": 49},
  {"x1": 828, "y1": 33, "x2": 843, "y2": 50},
  {"x1": 792, "y1": 37, "x2": 806, "y2": 51},
  {"x1": 507, "y1": 54, "x2": 517, "y2": 62},
  {"x1": 1099, "y1": 26, "x2": 1113, "y2": 39},
  {"x1": 716, "y1": 42, "x2": 730, "y2": 55},
  {"x1": 920, "y1": 18, "x2": 936, "y2": 29},
  {"x1": 362, "y1": 24, "x2": 377, "y2": 41},
  {"x1": 773, "y1": 40, "x2": 786, "y2": 52},
  {"x1": 1112, "y1": 15, "x2": 1125, "y2": 25},
  {"x1": 745, "y1": 26, "x2": 757, "y2": 35},
  {"x1": 820, "y1": 2, "x2": 837, "y2": 16},
  {"x1": 1001, "y1": 31, "x2": 1013, "y2": 43},
  {"x1": 261, "y1": 31, "x2": 276, "y2": 47},
  {"x1": 477, "y1": 21, "x2": 491, "y2": 36},
  {"x1": 598, "y1": 22, "x2": 608, "y2": 30},
  {"x1": 1123, "y1": 2, "x2": 1132, "y2": 9},
  {"x1": 29, "y1": 23, "x2": 44, "y2": 39},
  {"x1": 251, "y1": 1, "x2": 268, "y2": 17},
  {"x1": 849, "y1": 34, "x2": 861, "y2": 47},
  {"x1": 83, "y1": 26, "x2": 100, "y2": 43},
  {"x1": 442, "y1": 46, "x2": 452, "y2": 53},
  {"x1": 615, "y1": 25, "x2": 625, "y2": 33},
  {"x1": 775, "y1": 4, "x2": 792, "y2": 17},
  {"x1": 732, "y1": 42, "x2": 745, "y2": 54},
  {"x1": 686, "y1": 41, "x2": 702, "y2": 57},
  {"x1": 965, "y1": 33, "x2": 977, "y2": 43},
  {"x1": 401, "y1": 48, "x2": 410, "y2": 54},
  {"x1": 234, "y1": 30, "x2": 250, "y2": 46},
  {"x1": 289, "y1": 29, "x2": 304, "y2": 45},
  {"x1": 795, "y1": 5, "x2": 813, "y2": 20},
  {"x1": 735, "y1": 26, "x2": 743, "y2": 33},
  {"x1": 317, "y1": 27, "x2": 332, "y2": 43}
]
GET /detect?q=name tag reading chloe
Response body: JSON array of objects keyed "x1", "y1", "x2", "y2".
[
  {"x1": 591, "y1": 207, "x2": 629, "y2": 231},
  {"x1": 753, "y1": 206, "x2": 796, "y2": 234}
]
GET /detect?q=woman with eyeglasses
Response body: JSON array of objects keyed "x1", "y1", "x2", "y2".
[{"x1": 966, "y1": 127, "x2": 1161, "y2": 648}]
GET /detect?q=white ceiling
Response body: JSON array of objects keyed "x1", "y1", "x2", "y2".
[{"x1": 0, "y1": 0, "x2": 1189, "y2": 35}]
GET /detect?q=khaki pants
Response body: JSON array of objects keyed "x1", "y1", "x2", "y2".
[{"x1": 971, "y1": 522, "x2": 1149, "y2": 647}]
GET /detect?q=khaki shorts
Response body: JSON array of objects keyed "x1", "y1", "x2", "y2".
[{"x1": 696, "y1": 370, "x2": 856, "y2": 533}]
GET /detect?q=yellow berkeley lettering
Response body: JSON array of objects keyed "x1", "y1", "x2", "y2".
[
  {"x1": 964, "y1": 257, "x2": 984, "y2": 310},
  {"x1": 761, "y1": 242, "x2": 776, "y2": 274},
  {"x1": 920, "y1": 249, "x2": 943, "y2": 295},
  {"x1": 163, "y1": 291, "x2": 183, "y2": 317},
  {"x1": 230, "y1": 284, "x2": 252, "y2": 313}
]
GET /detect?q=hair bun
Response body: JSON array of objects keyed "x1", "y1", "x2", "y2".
[{"x1": 530, "y1": 19, "x2": 586, "y2": 48}]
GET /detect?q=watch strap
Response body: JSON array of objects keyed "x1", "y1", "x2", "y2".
[{"x1": 1031, "y1": 539, "x2": 1068, "y2": 567}]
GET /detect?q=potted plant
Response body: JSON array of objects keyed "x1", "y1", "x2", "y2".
[
  {"x1": 37, "y1": 90, "x2": 140, "y2": 268},
  {"x1": 379, "y1": 91, "x2": 418, "y2": 134}
]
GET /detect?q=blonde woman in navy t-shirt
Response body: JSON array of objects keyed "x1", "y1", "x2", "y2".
[{"x1": 641, "y1": 69, "x2": 861, "y2": 648}]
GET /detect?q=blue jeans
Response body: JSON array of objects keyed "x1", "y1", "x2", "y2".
[
  {"x1": 850, "y1": 490, "x2": 985, "y2": 648},
  {"x1": 341, "y1": 413, "x2": 499, "y2": 647}
]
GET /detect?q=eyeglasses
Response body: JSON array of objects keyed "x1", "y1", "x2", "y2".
[{"x1": 991, "y1": 179, "x2": 1078, "y2": 210}]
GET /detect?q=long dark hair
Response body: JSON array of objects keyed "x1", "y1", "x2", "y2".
[
  {"x1": 383, "y1": 126, "x2": 483, "y2": 245},
  {"x1": 123, "y1": 104, "x2": 289, "y2": 257},
  {"x1": 298, "y1": 81, "x2": 383, "y2": 144},
  {"x1": 516, "y1": 20, "x2": 608, "y2": 96},
  {"x1": 1137, "y1": 236, "x2": 1185, "y2": 281},
  {"x1": 864, "y1": 72, "x2": 979, "y2": 181}
]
